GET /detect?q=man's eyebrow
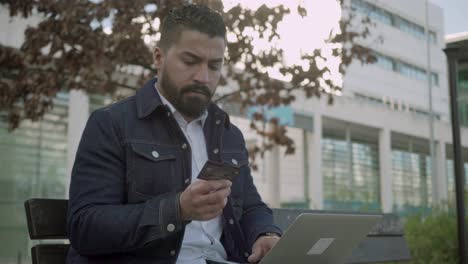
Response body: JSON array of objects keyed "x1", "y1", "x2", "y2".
[{"x1": 181, "y1": 51, "x2": 223, "y2": 63}]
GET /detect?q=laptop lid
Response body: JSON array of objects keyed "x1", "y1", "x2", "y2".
[{"x1": 259, "y1": 213, "x2": 382, "y2": 264}]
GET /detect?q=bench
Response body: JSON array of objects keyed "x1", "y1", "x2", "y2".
[
  {"x1": 25, "y1": 199, "x2": 411, "y2": 263},
  {"x1": 24, "y1": 199, "x2": 69, "y2": 264}
]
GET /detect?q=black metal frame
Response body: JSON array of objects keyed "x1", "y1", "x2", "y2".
[{"x1": 444, "y1": 38, "x2": 468, "y2": 264}]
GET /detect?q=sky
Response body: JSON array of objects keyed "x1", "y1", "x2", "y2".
[
  {"x1": 223, "y1": 0, "x2": 343, "y2": 90},
  {"x1": 430, "y1": 0, "x2": 468, "y2": 35}
]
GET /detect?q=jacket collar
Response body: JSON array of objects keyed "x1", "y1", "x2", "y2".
[
  {"x1": 136, "y1": 78, "x2": 231, "y2": 129},
  {"x1": 136, "y1": 78, "x2": 165, "y2": 118}
]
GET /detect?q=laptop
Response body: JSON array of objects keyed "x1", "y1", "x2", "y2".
[{"x1": 206, "y1": 213, "x2": 382, "y2": 264}]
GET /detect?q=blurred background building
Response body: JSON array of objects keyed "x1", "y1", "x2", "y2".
[
  {"x1": 1, "y1": 0, "x2": 468, "y2": 263},
  {"x1": 236, "y1": 0, "x2": 468, "y2": 216}
]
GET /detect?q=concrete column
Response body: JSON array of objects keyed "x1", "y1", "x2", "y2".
[
  {"x1": 434, "y1": 141, "x2": 448, "y2": 203},
  {"x1": 308, "y1": 114, "x2": 323, "y2": 209},
  {"x1": 265, "y1": 144, "x2": 281, "y2": 208},
  {"x1": 66, "y1": 90, "x2": 90, "y2": 195},
  {"x1": 379, "y1": 128, "x2": 393, "y2": 213}
]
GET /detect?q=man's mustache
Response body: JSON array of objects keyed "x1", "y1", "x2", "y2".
[{"x1": 181, "y1": 84, "x2": 211, "y2": 98}]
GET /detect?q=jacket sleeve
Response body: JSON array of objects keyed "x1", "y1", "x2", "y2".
[
  {"x1": 238, "y1": 138, "x2": 283, "y2": 251},
  {"x1": 67, "y1": 109, "x2": 185, "y2": 256}
]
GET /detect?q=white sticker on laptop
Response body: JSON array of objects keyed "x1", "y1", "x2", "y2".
[{"x1": 306, "y1": 238, "x2": 335, "y2": 255}]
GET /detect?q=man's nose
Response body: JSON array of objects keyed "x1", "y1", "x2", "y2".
[{"x1": 194, "y1": 64, "x2": 210, "y2": 84}]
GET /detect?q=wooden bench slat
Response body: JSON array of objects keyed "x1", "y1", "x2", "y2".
[
  {"x1": 24, "y1": 199, "x2": 68, "y2": 239},
  {"x1": 32, "y1": 244, "x2": 69, "y2": 264}
]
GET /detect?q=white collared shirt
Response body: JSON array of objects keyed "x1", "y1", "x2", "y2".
[{"x1": 155, "y1": 86, "x2": 227, "y2": 264}]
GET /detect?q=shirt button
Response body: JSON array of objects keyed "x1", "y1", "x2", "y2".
[
  {"x1": 181, "y1": 143, "x2": 187, "y2": 150},
  {"x1": 167, "y1": 224, "x2": 175, "y2": 232},
  {"x1": 152, "y1": 151, "x2": 159, "y2": 158},
  {"x1": 213, "y1": 148, "x2": 219, "y2": 154},
  {"x1": 228, "y1": 218, "x2": 234, "y2": 225},
  {"x1": 184, "y1": 178, "x2": 190, "y2": 184},
  {"x1": 167, "y1": 112, "x2": 171, "y2": 117},
  {"x1": 170, "y1": 250, "x2": 176, "y2": 256},
  {"x1": 244, "y1": 252, "x2": 250, "y2": 258},
  {"x1": 216, "y1": 120, "x2": 221, "y2": 125},
  {"x1": 231, "y1": 159, "x2": 238, "y2": 165}
]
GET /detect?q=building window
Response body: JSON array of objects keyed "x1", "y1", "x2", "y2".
[
  {"x1": 375, "y1": 53, "x2": 395, "y2": 71},
  {"x1": 322, "y1": 137, "x2": 381, "y2": 212},
  {"x1": 351, "y1": 0, "x2": 392, "y2": 26},
  {"x1": 429, "y1": 31, "x2": 437, "y2": 44},
  {"x1": 392, "y1": 149, "x2": 432, "y2": 214},
  {"x1": 351, "y1": 0, "x2": 437, "y2": 44},
  {"x1": 431, "y1": 73, "x2": 439, "y2": 86},
  {"x1": 397, "y1": 62, "x2": 427, "y2": 81},
  {"x1": 0, "y1": 92, "x2": 69, "y2": 263},
  {"x1": 89, "y1": 94, "x2": 113, "y2": 113},
  {"x1": 373, "y1": 51, "x2": 439, "y2": 86},
  {"x1": 394, "y1": 16, "x2": 425, "y2": 40},
  {"x1": 457, "y1": 64, "x2": 468, "y2": 127},
  {"x1": 446, "y1": 160, "x2": 468, "y2": 207}
]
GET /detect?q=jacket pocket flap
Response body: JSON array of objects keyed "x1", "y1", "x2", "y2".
[
  {"x1": 130, "y1": 143, "x2": 177, "y2": 162},
  {"x1": 220, "y1": 150, "x2": 249, "y2": 167}
]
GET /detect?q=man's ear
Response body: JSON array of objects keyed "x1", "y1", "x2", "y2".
[{"x1": 153, "y1": 47, "x2": 164, "y2": 69}]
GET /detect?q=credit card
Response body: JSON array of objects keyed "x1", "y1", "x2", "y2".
[{"x1": 197, "y1": 160, "x2": 240, "y2": 181}]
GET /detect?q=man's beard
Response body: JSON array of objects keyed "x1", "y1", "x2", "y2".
[{"x1": 159, "y1": 69, "x2": 213, "y2": 119}]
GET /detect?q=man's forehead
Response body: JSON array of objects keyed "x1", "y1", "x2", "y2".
[
  {"x1": 179, "y1": 50, "x2": 224, "y2": 62},
  {"x1": 173, "y1": 30, "x2": 225, "y2": 55}
]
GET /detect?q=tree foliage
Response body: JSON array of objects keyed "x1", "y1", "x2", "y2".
[{"x1": 0, "y1": 0, "x2": 376, "y2": 165}]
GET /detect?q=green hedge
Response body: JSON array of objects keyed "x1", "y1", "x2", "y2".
[{"x1": 404, "y1": 207, "x2": 466, "y2": 264}]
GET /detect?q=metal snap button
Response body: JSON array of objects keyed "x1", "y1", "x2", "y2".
[
  {"x1": 152, "y1": 151, "x2": 159, "y2": 158},
  {"x1": 167, "y1": 224, "x2": 175, "y2": 232}
]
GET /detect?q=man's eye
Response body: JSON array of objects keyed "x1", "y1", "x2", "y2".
[
  {"x1": 184, "y1": 60, "x2": 196, "y2": 65},
  {"x1": 209, "y1": 64, "x2": 221, "y2": 71}
]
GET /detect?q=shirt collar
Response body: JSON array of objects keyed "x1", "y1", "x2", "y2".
[{"x1": 154, "y1": 82, "x2": 209, "y2": 127}]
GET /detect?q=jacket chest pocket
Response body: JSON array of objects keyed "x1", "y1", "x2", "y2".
[{"x1": 129, "y1": 142, "x2": 179, "y2": 197}]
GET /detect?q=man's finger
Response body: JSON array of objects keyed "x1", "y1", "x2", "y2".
[
  {"x1": 191, "y1": 180, "x2": 231, "y2": 194},
  {"x1": 206, "y1": 179, "x2": 232, "y2": 191},
  {"x1": 197, "y1": 187, "x2": 231, "y2": 206},
  {"x1": 247, "y1": 250, "x2": 261, "y2": 263},
  {"x1": 247, "y1": 244, "x2": 263, "y2": 263}
]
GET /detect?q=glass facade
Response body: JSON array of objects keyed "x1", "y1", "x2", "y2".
[
  {"x1": 446, "y1": 160, "x2": 468, "y2": 207},
  {"x1": 322, "y1": 137, "x2": 381, "y2": 212},
  {"x1": 392, "y1": 149, "x2": 433, "y2": 214},
  {"x1": 458, "y1": 62, "x2": 468, "y2": 127},
  {"x1": 0, "y1": 93, "x2": 69, "y2": 264},
  {"x1": 89, "y1": 93, "x2": 114, "y2": 113},
  {"x1": 351, "y1": 0, "x2": 437, "y2": 44},
  {"x1": 374, "y1": 51, "x2": 439, "y2": 86}
]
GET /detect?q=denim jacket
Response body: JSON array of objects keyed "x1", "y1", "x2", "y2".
[{"x1": 66, "y1": 79, "x2": 282, "y2": 263}]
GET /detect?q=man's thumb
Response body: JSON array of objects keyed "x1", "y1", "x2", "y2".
[{"x1": 247, "y1": 248, "x2": 260, "y2": 263}]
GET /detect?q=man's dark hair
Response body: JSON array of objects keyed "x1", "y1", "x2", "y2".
[{"x1": 159, "y1": 4, "x2": 226, "y2": 51}]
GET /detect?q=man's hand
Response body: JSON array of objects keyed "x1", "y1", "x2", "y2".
[
  {"x1": 179, "y1": 179, "x2": 231, "y2": 221},
  {"x1": 247, "y1": 235, "x2": 280, "y2": 263}
]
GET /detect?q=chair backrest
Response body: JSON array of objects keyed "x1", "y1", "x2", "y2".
[{"x1": 24, "y1": 198, "x2": 69, "y2": 264}]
